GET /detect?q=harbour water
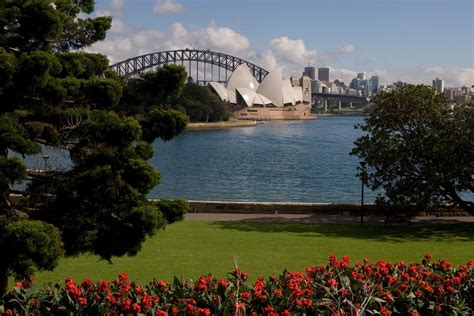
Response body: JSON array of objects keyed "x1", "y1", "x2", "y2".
[{"x1": 150, "y1": 116, "x2": 381, "y2": 203}]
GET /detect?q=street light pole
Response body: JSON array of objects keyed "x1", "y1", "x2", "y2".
[
  {"x1": 360, "y1": 161, "x2": 367, "y2": 225},
  {"x1": 42, "y1": 156, "x2": 50, "y2": 170}
]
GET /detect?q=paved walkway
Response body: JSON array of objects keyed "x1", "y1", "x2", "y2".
[{"x1": 185, "y1": 213, "x2": 474, "y2": 225}]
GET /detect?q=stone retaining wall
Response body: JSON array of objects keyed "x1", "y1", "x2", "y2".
[{"x1": 187, "y1": 200, "x2": 470, "y2": 217}]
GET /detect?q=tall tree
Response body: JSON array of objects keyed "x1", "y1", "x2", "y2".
[
  {"x1": 175, "y1": 82, "x2": 230, "y2": 122},
  {"x1": 0, "y1": 0, "x2": 188, "y2": 295},
  {"x1": 352, "y1": 85, "x2": 474, "y2": 215}
]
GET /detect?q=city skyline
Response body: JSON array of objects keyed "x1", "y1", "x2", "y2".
[{"x1": 91, "y1": 0, "x2": 473, "y2": 86}]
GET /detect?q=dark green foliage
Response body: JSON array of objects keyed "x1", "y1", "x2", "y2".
[
  {"x1": 352, "y1": 85, "x2": 474, "y2": 214},
  {"x1": 117, "y1": 64, "x2": 188, "y2": 115},
  {"x1": 0, "y1": 0, "x2": 189, "y2": 295},
  {"x1": 140, "y1": 64, "x2": 187, "y2": 105},
  {"x1": 0, "y1": 115, "x2": 40, "y2": 155},
  {"x1": 176, "y1": 82, "x2": 231, "y2": 122},
  {"x1": 0, "y1": 156, "x2": 27, "y2": 188},
  {"x1": 153, "y1": 199, "x2": 190, "y2": 224},
  {"x1": 0, "y1": 219, "x2": 63, "y2": 276},
  {"x1": 141, "y1": 108, "x2": 189, "y2": 142}
]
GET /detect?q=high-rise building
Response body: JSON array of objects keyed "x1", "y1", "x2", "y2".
[
  {"x1": 370, "y1": 76, "x2": 379, "y2": 93},
  {"x1": 432, "y1": 77, "x2": 444, "y2": 94},
  {"x1": 303, "y1": 67, "x2": 315, "y2": 80},
  {"x1": 350, "y1": 78, "x2": 360, "y2": 90},
  {"x1": 357, "y1": 72, "x2": 366, "y2": 80},
  {"x1": 318, "y1": 67, "x2": 330, "y2": 82}
]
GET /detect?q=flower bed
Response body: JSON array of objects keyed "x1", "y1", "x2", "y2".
[{"x1": 2, "y1": 256, "x2": 473, "y2": 315}]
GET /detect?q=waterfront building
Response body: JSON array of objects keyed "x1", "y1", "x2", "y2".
[
  {"x1": 362, "y1": 81, "x2": 373, "y2": 97},
  {"x1": 208, "y1": 64, "x2": 312, "y2": 120},
  {"x1": 303, "y1": 67, "x2": 316, "y2": 80},
  {"x1": 318, "y1": 67, "x2": 330, "y2": 82},
  {"x1": 461, "y1": 85, "x2": 471, "y2": 95},
  {"x1": 349, "y1": 78, "x2": 360, "y2": 90},
  {"x1": 432, "y1": 77, "x2": 444, "y2": 94},
  {"x1": 370, "y1": 76, "x2": 379, "y2": 93},
  {"x1": 290, "y1": 76, "x2": 300, "y2": 87}
]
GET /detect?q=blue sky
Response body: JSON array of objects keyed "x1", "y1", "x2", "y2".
[{"x1": 91, "y1": 0, "x2": 473, "y2": 86}]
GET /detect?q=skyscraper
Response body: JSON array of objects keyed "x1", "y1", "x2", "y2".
[
  {"x1": 370, "y1": 76, "x2": 379, "y2": 93},
  {"x1": 318, "y1": 67, "x2": 329, "y2": 82},
  {"x1": 303, "y1": 67, "x2": 315, "y2": 80},
  {"x1": 432, "y1": 77, "x2": 444, "y2": 94},
  {"x1": 357, "y1": 72, "x2": 366, "y2": 80}
]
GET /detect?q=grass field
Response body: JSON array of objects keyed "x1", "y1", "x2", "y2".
[{"x1": 34, "y1": 220, "x2": 474, "y2": 285}]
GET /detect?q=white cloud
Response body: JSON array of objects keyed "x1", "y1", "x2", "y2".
[
  {"x1": 421, "y1": 67, "x2": 474, "y2": 87},
  {"x1": 247, "y1": 50, "x2": 278, "y2": 71},
  {"x1": 110, "y1": 0, "x2": 124, "y2": 12},
  {"x1": 162, "y1": 22, "x2": 250, "y2": 55},
  {"x1": 269, "y1": 36, "x2": 317, "y2": 65},
  {"x1": 154, "y1": 0, "x2": 184, "y2": 14},
  {"x1": 338, "y1": 44, "x2": 355, "y2": 53},
  {"x1": 88, "y1": 21, "x2": 249, "y2": 63},
  {"x1": 95, "y1": 10, "x2": 112, "y2": 17},
  {"x1": 109, "y1": 19, "x2": 133, "y2": 33}
]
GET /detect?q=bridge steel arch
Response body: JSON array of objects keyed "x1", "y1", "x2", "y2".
[{"x1": 109, "y1": 49, "x2": 269, "y2": 83}]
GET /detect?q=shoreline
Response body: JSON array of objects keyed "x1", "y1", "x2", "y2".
[
  {"x1": 316, "y1": 111, "x2": 366, "y2": 117},
  {"x1": 186, "y1": 115, "x2": 318, "y2": 130},
  {"x1": 186, "y1": 120, "x2": 257, "y2": 130},
  {"x1": 148, "y1": 199, "x2": 471, "y2": 217}
]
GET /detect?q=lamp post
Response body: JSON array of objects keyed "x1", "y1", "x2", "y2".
[
  {"x1": 42, "y1": 156, "x2": 50, "y2": 170},
  {"x1": 360, "y1": 161, "x2": 367, "y2": 225}
]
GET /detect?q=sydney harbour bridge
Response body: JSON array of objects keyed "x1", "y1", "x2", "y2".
[{"x1": 110, "y1": 48, "x2": 368, "y2": 107}]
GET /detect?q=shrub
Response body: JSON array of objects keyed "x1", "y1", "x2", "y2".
[{"x1": 1, "y1": 256, "x2": 472, "y2": 315}]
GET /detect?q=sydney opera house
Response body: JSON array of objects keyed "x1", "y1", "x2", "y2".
[{"x1": 208, "y1": 64, "x2": 312, "y2": 120}]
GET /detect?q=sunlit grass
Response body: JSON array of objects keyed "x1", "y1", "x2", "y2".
[{"x1": 35, "y1": 220, "x2": 474, "y2": 286}]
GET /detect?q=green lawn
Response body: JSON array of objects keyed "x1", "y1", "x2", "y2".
[{"x1": 35, "y1": 220, "x2": 474, "y2": 286}]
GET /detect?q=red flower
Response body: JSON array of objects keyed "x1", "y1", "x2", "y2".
[
  {"x1": 142, "y1": 294, "x2": 153, "y2": 310},
  {"x1": 132, "y1": 303, "x2": 141, "y2": 313},
  {"x1": 325, "y1": 279, "x2": 338, "y2": 288},
  {"x1": 424, "y1": 254, "x2": 432, "y2": 260},
  {"x1": 156, "y1": 311, "x2": 169, "y2": 316},
  {"x1": 379, "y1": 306, "x2": 390, "y2": 316},
  {"x1": 264, "y1": 305, "x2": 276, "y2": 316},
  {"x1": 219, "y1": 278, "x2": 229, "y2": 288},
  {"x1": 78, "y1": 297, "x2": 87, "y2": 306},
  {"x1": 121, "y1": 298, "x2": 131, "y2": 312},
  {"x1": 118, "y1": 272, "x2": 129, "y2": 281},
  {"x1": 105, "y1": 295, "x2": 115, "y2": 305},
  {"x1": 241, "y1": 291, "x2": 251, "y2": 300},
  {"x1": 198, "y1": 308, "x2": 211, "y2": 316},
  {"x1": 171, "y1": 306, "x2": 179, "y2": 315},
  {"x1": 15, "y1": 282, "x2": 24, "y2": 288}
]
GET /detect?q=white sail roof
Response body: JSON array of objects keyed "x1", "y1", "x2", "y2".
[
  {"x1": 226, "y1": 64, "x2": 259, "y2": 92},
  {"x1": 253, "y1": 94, "x2": 273, "y2": 106},
  {"x1": 282, "y1": 79, "x2": 296, "y2": 105},
  {"x1": 256, "y1": 67, "x2": 284, "y2": 107},
  {"x1": 208, "y1": 64, "x2": 306, "y2": 108},
  {"x1": 292, "y1": 86, "x2": 303, "y2": 103},
  {"x1": 208, "y1": 82, "x2": 228, "y2": 101},
  {"x1": 236, "y1": 87, "x2": 258, "y2": 107}
]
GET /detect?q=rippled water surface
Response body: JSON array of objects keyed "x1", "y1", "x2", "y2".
[{"x1": 150, "y1": 116, "x2": 381, "y2": 203}]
